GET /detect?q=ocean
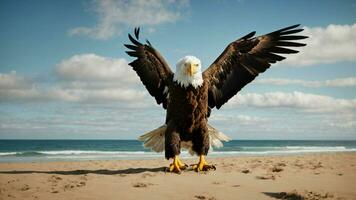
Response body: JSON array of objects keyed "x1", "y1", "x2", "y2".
[{"x1": 1, "y1": 140, "x2": 356, "y2": 163}]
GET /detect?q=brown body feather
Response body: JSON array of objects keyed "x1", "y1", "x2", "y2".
[
  {"x1": 125, "y1": 25, "x2": 307, "y2": 159},
  {"x1": 165, "y1": 82, "x2": 209, "y2": 159}
]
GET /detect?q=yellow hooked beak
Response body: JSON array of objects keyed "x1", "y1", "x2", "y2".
[{"x1": 186, "y1": 63, "x2": 198, "y2": 76}]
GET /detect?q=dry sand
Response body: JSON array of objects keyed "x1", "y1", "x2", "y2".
[{"x1": 0, "y1": 152, "x2": 356, "y2": 200}]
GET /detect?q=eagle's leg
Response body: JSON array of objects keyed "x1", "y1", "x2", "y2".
[
  {"x1": 165, "y1": 123, "x2": 187, "y2": 173},
  {"x1": 168, "y1": 155, "x2": 188, "y2": 173},
  {"x1": 191, "y1": 127, "x2": 216, "y2": 172},
  {"x1": 191, "y1": 155, "x2": 216, "y2": 172}
]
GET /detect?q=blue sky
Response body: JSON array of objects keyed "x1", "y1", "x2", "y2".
[{"x1": 0, "y1": 0, "x2": 355, "y2": 139}]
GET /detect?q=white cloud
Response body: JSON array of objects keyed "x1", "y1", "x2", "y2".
[
  {"x1": 0, "y1": 71, "x2": 33, "y2": 90},
  {"x1": 210, "y1": 114, "x2": 269, "y2": 125},
  {"x1": 228, "y1": 91, "x2": 356, "y2": 113},
  {"x1": 0, "y1": 78, "x2": 147, "y2": 104},
  {"x1": 53, "y1": 53, "x2": 148, "y2": 104},
  {"x1": 68, "y1": 0, "x2": 188, "y2": 40},
  {"x1": 280, "y1": 23, "x2": 356, "y2": 66},
  {"x1": 55, "y1": 53, "x2": 139, "y2": 85},
  {"x1": 59, "y1": 88, "x2": 147, "y2": 103},
  {"x1": 326, "y1": 113, "x2": 356, "y2": 129},
  {"x1": 0, "y1": 54, "x2": 148, "y2": 104},
  {"x1": 0, "y1": 71, "x2": 45, "y2": 102},
  {"x1": 256, "y1": 77, "x2": 356, "y2": 87}
]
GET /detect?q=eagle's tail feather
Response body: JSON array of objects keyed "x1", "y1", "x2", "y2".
[
  {"x1": 138, "y1": 124, "x2": 230, "y2": 153},
  {"x1": 138, "y1": 125, "x2": 166, "y2": 152},
  {"x1": 207, "y1": 124, "x2": 231, "y2": 149}
]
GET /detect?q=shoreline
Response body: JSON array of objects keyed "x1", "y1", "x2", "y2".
[
  {"x1": 2, "y1": 150, "x2": 356, "y2": 164},
  {"x1": 1, "y1": 151, "x2": 356, "y2": 163},
  {"x1": 1, "y1": 152, "x2": 356, "y2": 199}
]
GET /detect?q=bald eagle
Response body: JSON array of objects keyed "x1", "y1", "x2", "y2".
[{"x1": 125, "y1": 24, "x2": 307, "y2": 173}]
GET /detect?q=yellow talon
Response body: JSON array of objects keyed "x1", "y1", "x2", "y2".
[
  {"x1": 167, "y1": 155, "x2": 187, "y2": 173},
  {"x1": 177, "y1": 158, "x2": 187, "y2": 169},
  {"x1": 192, "y1": 155, "x2": 216, "y2": 172}
]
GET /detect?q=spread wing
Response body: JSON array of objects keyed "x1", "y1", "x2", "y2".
[
  {"x1": 125, "y1": 28, "x2": 173, "y2": 109},
  {"x1": 203, "y1": 24, "x2": 308, "y2": 109}
]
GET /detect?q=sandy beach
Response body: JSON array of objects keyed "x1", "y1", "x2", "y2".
[{"x1": 0, "y1": 152, "x2": 355, "y2": 200}]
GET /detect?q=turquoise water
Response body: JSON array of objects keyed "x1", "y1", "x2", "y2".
[{"x1": 1, "y1": 140, "x2": 356, "y2": 162}]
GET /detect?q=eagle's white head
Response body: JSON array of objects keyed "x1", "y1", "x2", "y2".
[{"x1": 173, "y1": 55, "x2": 203, "y2": 88}]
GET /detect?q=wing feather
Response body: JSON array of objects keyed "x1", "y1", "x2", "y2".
[
  {"x1": 125, "y1": 27, "x2": 173, "y2": 108},
  {"x1": 203, "y1": 24, "x2": 308, "y2": 109}
]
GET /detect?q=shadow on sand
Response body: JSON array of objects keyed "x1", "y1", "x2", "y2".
[{"x1": 0, "y1": 167, "x2": 167, "y2": 175}]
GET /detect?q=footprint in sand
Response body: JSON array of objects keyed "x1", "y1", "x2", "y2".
[
  {"x1": 76, "y1": 181, "x2": 86, "y2": 187},
  {"x1": 132, "y1": 182, "x2": 153, "y2": 188},
  {"x1": 232, "y1": 184, "x2": 240, "y2": 187},
  {"x1": 241, "y1": 169, "x2": 250, "y2": 174},
  {"x1": 310, "y1": 162, "x2": 323, "y2": 170},
  {"x1": 61, "y1": 180, "x2": 86, "y2": 191},
  {"x1": 271, "y1": 166, "x2": 283, "y2": 173},
  {"x1": 194, "y1": 195, "x2": 217, "y2": 200},
  {"x1": 48, "y1": 175, "x2": 62, "y2": 185},
  {"x1": 20, "y1": 184, "x2": 30, "y2": 191},
  {"x1": 256, "y1": 174, "x2": 276, "y2": 180},
  {"x1": 64, "y1": 184, "x2": 75, "y2": 190}
]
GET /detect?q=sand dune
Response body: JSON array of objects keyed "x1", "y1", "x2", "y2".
[{"x1": 0, "y1": 153, "x2": 355, "y2": 200}]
